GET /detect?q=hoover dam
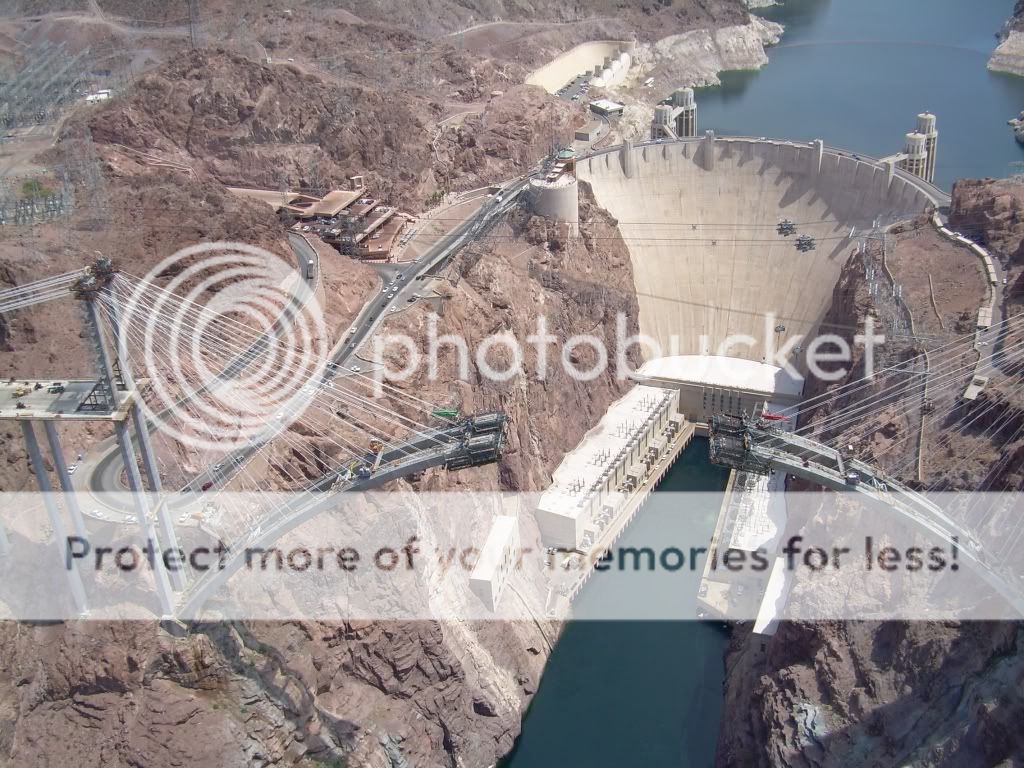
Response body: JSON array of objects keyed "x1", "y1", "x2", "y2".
[
  {"x1": 578, "y1": 137, "x2": 946, "y2": 361},
  {"x1": 570, "y1": 135, "x2": 949, "y2": 414}
]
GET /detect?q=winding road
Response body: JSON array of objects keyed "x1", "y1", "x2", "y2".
[{"x1": 76, "y1": 179, "x2": 531, "y2": 518}]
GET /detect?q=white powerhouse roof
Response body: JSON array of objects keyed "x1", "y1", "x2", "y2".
[
  {"x1": 538, "y1": 384, "x2": 677, "y2": 519},
  {"x1": 636, "y1": 355, "x2": 804, "y2": 398}
]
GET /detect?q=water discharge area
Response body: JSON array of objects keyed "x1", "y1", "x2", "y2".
[
  {"x1": 501, "y1": 442, "x2": 731, "y2": 768},
  {"x1": 506, "y1": 0, "x2": 1024, "y2": 765}
]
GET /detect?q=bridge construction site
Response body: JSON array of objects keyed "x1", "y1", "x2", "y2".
[
  {"x1": 0, "y1": 255, "x2": 508, "y2": 618},
  {"x1": 1, "y1": 112, "x2": 1022, "y2": 627}
]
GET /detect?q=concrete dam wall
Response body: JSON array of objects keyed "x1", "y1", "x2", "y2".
[{"x1": 577, "y1": 138, "x2": 940, "y2": 364}]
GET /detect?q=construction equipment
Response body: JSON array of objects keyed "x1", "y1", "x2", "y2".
[
  {"x1": 432, "y1": 408, "x2": 460, "y2": 420},
  {"x1": 11, "y1": 386, "x2": 29, "y2": 398}
]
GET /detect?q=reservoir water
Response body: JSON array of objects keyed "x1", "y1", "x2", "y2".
[
  {"x1": 505, "y1": 1, "x2": 1024, "y2": 765},
  {"x1": 700, "y1": 0, "x2": 1024, "y2": 191}
]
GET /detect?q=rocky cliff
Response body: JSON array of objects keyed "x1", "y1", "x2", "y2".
[
  {"x1": 0, "y1": 1, "x2": 762, "y2": 765},
  {"x1": 715, "y1": 202, "x2": 1024, "y2": 766},
  {"x1": 0, "y1": 187, "x2": 639, "y2": 768},
  {"x1": 989, "y1": 1, "x2": 1024, "y2": 76},
  {"x1": 950, "y1": 179, "x2": 1024, "y2": 264},
  {"x1": 81, "y1": 48, "x2": 580, "y2": 209}
]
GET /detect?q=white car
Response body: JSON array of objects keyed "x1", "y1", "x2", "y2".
[
  {"x1": 351, "y1": 365, "x2": 362, "y2": 373},
  {"x1": 67, "y1": 464, "x2": 78, "y2": 475},
  {"x1": 348, "y1": 325, "x2": 358, "y2": 335}
]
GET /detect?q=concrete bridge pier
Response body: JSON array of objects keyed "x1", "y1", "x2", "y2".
[
  {"x1": 105, "y1": 287, "x2": 187, "y2": 592},
  {"x1": 21, "y1": 420, "x2": 89, "y2": 615},
  {"x1": 43, "y1": 421, "x2": 88, "y2": 540},
  {"x1": 113, "y1": 419, "x2": 176, "y2": 616},
  {"x1": 83, "y1": 289, "x2": 179, "y2": 611}
]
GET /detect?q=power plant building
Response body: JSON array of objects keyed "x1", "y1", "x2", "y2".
[
  {"x1": 469, "y1": 515, "x2": 521, "y2": 611},
  {"x1": 535, "y1": 385, "x2": 681, "y2": 550},
  {"x1": 589, "y1": 98, "x2": 625, "y2": 117}
]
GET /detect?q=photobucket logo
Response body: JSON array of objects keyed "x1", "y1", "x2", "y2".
[
  {"x1": 118, "y1": 242, "x2": 327, "y2": 450},
  {"x1": 367, "y1": 312, "x2": 884, "y2": 393}
]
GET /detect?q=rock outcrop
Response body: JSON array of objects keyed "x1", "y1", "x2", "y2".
[
  {"x1": 990, "y1": 1, "x2": 1024, "y2": 76},
  {"x1": 716, "y1": 195, "x2": 1024, "y2": 767},
  {"x1": 641, "y1": 14, "x2": 783, "y2": 88},
  {"x1": 949, "y1": 177, "x2": 1024, "y2": 301}
]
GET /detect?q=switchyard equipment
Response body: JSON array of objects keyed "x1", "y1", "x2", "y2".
[{"x1": 777, "y1": 219, "x2": 796, "y2": 236}]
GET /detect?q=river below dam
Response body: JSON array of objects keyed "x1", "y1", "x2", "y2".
[{"x1": 504, "y1": 1, "x2": 1024, "y2": 766}]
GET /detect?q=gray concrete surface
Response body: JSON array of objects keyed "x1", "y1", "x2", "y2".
[{"x1": 578, "y1": 138, "x2": 943, "y2": 363}]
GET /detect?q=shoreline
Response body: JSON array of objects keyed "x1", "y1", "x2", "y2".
[{"x1": 989, "y1": 30, "x2": 1024, "y2": 77}]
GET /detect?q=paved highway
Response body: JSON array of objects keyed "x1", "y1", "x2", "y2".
[
  {"x1": 75, "y1": 232, "x2": 320, "y2": 516},
  {"x1": 76, "y1": 136, "x2": 951, "y2": 519},
  {"x1": 78, "y1": 177, "x2": 532, "y2": 518}
]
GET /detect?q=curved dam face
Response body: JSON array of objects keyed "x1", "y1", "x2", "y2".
[{"x1": 577, "y1": 139, "x2": 940, "y2": 364}]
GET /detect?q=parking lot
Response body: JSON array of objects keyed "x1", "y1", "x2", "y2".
[{"x1": 555, "y1": 73, "x2": 592, "y2": 102}]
